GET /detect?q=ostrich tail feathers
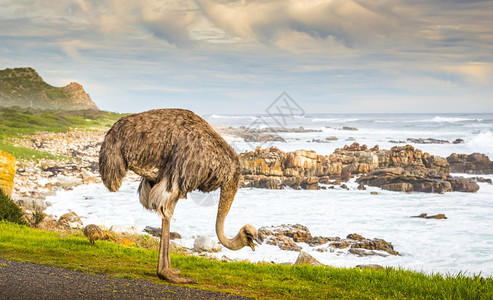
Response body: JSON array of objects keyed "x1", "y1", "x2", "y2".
[{"x1": 99, "y1": 134, "x2": 127, "y2": 192}]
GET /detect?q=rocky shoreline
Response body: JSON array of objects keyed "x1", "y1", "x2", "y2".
[
  {"x1": 4, "y1": 128, "x2": 493, "y2": 213},
  {"x1": 1, "y1": 127, "x2": 492, "y2": 267},
  {"x1": 239, "y1": 143, "x2": 492, "y2": 193}
]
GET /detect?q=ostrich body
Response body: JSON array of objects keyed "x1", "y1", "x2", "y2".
[{"x1": 99, "y1": 109, "x2": 260, "y2": 283}]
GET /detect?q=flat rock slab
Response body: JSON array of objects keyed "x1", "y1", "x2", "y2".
[{"x1": 0, "y1": 257, "x2": 249, "y2": 300}]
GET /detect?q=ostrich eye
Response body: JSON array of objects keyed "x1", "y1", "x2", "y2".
[{"x1": 244, "y1": 230, "x2": 254, "y2": 240}]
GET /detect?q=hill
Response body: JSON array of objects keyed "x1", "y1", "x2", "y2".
[{"x1": 0, "y1": 67, "x2": 98, "y2": 110}]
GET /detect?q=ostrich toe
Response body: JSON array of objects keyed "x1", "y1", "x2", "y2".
[{"x1": 157, "y1": 269, "x2": 195, "y2": 284}]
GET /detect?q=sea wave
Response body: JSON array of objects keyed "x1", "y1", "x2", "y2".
[
  {"x1": 405, "y1": 116, "x2": 483, "y2": 123},
  {"x1": 209, "y1": 114, "x2": 258, "y2": 120},
  {"x1": 467, "y1": 131, "x2": 493, "y2": 158},
  {"x1": 430, "y1": 116, "x2": 483, "y2": 123},
  {"x1": 311, "y1": 118, "x2": 359, "y2": 123}
]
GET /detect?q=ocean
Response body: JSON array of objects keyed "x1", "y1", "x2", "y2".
[{"x1": 45, "y1": 113, "x2": 493, "y2": 276}]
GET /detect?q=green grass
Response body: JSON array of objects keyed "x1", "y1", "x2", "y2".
[
  {"x1": 0, "y1": 106, "x2": 123, "y2": 139},
  {"x1": 0, "y1": 221, "x2": 491, "y2": 299},
  {"x1": 0, "y1": 106, "x2": 124, "y2": 161},
  {"x1": 0, "y1": 141, "x2": 63, "y2": 161}
]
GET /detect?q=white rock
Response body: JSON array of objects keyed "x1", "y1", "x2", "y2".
[
  {"x1": 68, "y1": 221, "x2": 81, "y2": 229},
  {"x1": 193, "y1": 236, "x2": 222, "y2": 253},
  {"x1": 109, "y1": 225, "x2": 140, "y2": 235},
  {"x1": 55, "y1": 176, "x2": 82, "y2": 188},
  {"x1": 294, "y1": 251, "x2": 324, "y2": 266}
]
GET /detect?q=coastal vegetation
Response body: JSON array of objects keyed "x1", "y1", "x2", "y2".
[
  {"x1": 0, "y1": 190, "x2": 25, "y2": 225},
  {"x1": 0, "y1": 220, "x2": 491, "y2": 299},
  {"x1": 0, "y1": 106, "x2": 122, "y2": 161}
]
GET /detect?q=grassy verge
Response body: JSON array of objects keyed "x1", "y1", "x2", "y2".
[
  {"x1": 0, "y1": 106, "x2": 123, "y2": 139},
  {"x1": 0, "y1": 106, "x2": 124, "y2": 160},
  {"x1": 0, "y1": 221, "x2": 491, "y2": 299},
  {"x1": 0, "y1": 141, "x2": 64, "y2": 161}
]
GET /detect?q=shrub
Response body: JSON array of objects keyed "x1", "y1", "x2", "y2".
[{"x1": 0, "y1": 189, "x2": 26, "y2": 225}]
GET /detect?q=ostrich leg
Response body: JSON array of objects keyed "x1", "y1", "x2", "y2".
[{"x1": 157, "y1": 201, "x2": 194, "y2": 284}]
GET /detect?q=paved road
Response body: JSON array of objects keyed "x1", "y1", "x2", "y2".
[{"x1": 0, "y1": 258, "x2": 250, "y2": 299}]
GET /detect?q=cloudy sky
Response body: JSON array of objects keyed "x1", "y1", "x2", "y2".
[{"x1": 0, "y1": 0, "x2": 492, "y2": 114}]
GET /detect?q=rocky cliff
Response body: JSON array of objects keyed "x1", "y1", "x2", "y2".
[
  {"x1": 239, "y1": 143, "x2": 480, "y2": 193},
  {"x1": 0, "y1": 67, "x2": 98, "y2": 110}
]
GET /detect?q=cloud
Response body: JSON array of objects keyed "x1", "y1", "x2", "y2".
[
  {"x1": 195, "y1": 0, "x2": 411, "y2": 47},
  {"x1": 0, "y1": 0, "x2": 492, "y2": 114},
  {"x1": 0, "y1": 0, "x2": 201, "y2": 47},
  {"x1": 139, "y1": 0, "x2": 199, "y2": 47},
  {"x1": 441, "y1": 62, "x2": 493, "y2": 84}
]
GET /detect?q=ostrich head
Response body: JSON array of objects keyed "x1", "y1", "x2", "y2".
[{"x1": 240, "y1": 224, "x2": 264, "y2": 251}]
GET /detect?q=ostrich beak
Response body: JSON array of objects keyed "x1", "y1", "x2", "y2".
[
  {"x1": 249, "y1": 233, "x2": 264, "y2": 251},
  {"x1": 249, "y1": 241, "x2": 256, "y2": 251}
]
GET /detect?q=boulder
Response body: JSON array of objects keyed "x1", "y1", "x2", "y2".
[
  {"x1": 348, "y1": 248, "x2": 388, "y2": 257},
  {"x1": 471, "y1": 177, "x2": 492, "y2": 184},
  {"x1": 356, "y1": 264, "x2": 383, "y2": 269},
  {"x1": 109, "y1": 225, "x2": 140, "y2": 235},
  {"x1": 301, "y1": 177, "x2": 319, "y2": 190},
  {"x1": 448, "y1": 177, "x2": 480, "y2": 193},
  {"x1": 286, "y1": 150, "x2": 318, "y2": 169},
  {"x1": 424, "y1": 155, "x2": 450, "y2": 178},
  {"x1": 294, "y1": 251, "x2": 323, "y2": 266},
  {"x1": 356, "y1": 165, "x2": 476, "y2": 194},
  {"x1": 170, "y1": 232, "x2": 182, "y2": 240},
  {"x1": 447, "y1": 153, "x2": 493, "y2": 174},
  {"x1": 407, "y1": 138, "x2": 450, "y2": 144},
  {"x1": 143, "y1": 226, "x2": 161, "y2": 237},
  {"x1": 427, "y1": 214, "x2": 447, "y2": 219},
  {"x1": 14, "y1": 198, "x2": 48, "y2": 211},
  {"x1": 258, "y1": 224, "x2": 312, "y2": 251},
  {"x1": 193, "y1": 236, "x2": 222, "y2": 253},
  {"x1": 411, "y1": 213, "x2": 447, "y2": 219},
  {"x1": 0, "y1": 150, "x2": 16, "y2": 197},
  {"x1": 382, "y1": 183, "x2": 413, "y2": 192},
  {"x1": 58, "y1": 212, "x2": 83, "y2": 229},
  {"x1": 258, "y1": 224, "x2": 400, "y2": 256}
]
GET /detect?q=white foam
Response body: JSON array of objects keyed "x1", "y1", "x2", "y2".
[
  {"x1": 431, "y1": 116, "x2": 483, "y2": 123},
  {"x1": 466, "y1": 131, "x2": 493, "y2": 158},
  {"x1": 311, "y1": 118, "x2": 359, "y2": 123},
  {"x1": 45, "y1": 177, "x2": 493, "y2": 277},
  {"x1": 406, "y1": 116, "x2": 483, "y2": 123},
  {"x1": 209, "y1": 114, "x2": 257, "y2": 120}
]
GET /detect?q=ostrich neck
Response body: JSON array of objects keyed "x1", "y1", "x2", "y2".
[{"x1": 215, "y1": 179, "x2": 244, "y2": 250}]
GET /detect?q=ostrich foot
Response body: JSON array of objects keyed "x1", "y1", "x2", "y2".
[
  {"x1": 157, "y1": 268, "x2": 195, "y2": 284},
  {"x1": 170, "y1": 269, "x2": 181, "y2": 275}
]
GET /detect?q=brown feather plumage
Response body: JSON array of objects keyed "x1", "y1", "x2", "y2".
[{"x1": 99, "y1": 109, "x2": 240, "y2": 197}]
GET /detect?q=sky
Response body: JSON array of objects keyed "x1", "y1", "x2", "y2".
[{"x1": 0, "y1": 0, "x2": 492, "y2": 114}]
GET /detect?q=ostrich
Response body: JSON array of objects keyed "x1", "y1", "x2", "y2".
[
  {"x1": 99, "y1": 109, "x2": 261, "y2": 284},
  {"x1": 83, "y1": 224, "x2": 103, "y2": 245}
]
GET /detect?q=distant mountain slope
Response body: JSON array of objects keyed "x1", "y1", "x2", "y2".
[{"x1": 0, "y1": 67, "x2": 98, "y2": 110}]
